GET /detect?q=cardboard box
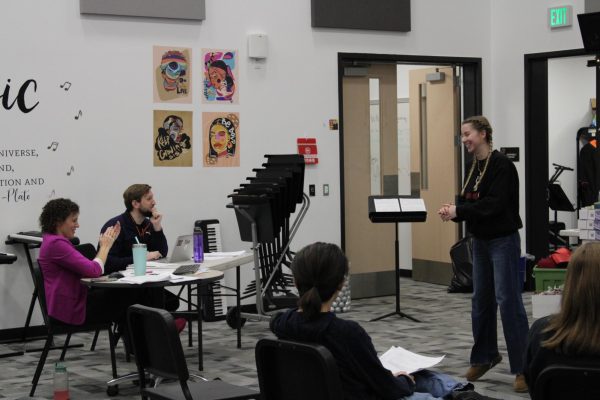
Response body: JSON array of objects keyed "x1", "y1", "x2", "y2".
[
  {"x1": 579, "y1": 219, "x2": 594, "y2": 230},
  {"x1": 591, "y1": 230, "x2": 598, "y2": 240},
  {"x1": 532, "y1": 294, "x2": 561, "y2": 319},
  {"x1": 580, "y1": 229, "x2": 589, "y2": 240},
  {"x1": 581, "y1": 208, "x2": 595, "y2": 219}
]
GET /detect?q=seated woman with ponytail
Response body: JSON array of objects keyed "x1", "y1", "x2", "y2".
[{"x1": 270, "y1": 242, "x2": 481, "y2": 400}]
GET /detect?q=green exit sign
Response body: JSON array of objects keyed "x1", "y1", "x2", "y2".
[{"x1": 548, "y1": 6, "x2": 572, "y2": 29}]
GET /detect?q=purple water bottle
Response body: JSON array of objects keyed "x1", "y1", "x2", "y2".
[{"x1": 193, "y1": 222, "x2": 204, "y2": 263}]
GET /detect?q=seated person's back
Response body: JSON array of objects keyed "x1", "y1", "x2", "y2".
[
  {"x1": 524, "y1": 242, "x2": 600, "y2": 396},
  {"x1": 274, "y1": 243, "x2": 485, "y2": 400},
  {"x1": 272, "y1": 307, "x2": 413, "y2": 400}
]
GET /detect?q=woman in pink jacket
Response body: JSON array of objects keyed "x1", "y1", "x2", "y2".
[{"x1": 38, "y1": 198, "x2": 134, "y2": 326}]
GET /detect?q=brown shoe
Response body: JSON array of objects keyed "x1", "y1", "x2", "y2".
[
  {"x1": 514, "y1": 374, "x2": 528, "y2": 393},
  {"x1": 465, "y1": 355, "x2": 502, "y2": 381}
]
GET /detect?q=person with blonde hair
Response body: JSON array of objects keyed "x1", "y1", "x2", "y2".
[
  {"x1": 524, "y1": 242, "x2": 600, "y2": 395},
  {"x1": 438, "y1": 116, "x2": 529, "y2": 392}
]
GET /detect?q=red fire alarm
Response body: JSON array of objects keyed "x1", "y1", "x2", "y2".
[{"x1": 297, "y1": 138, "x2": 318, "y2": 165}]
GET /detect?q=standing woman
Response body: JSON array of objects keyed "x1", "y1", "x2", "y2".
[{"x1": 438, "y1": 116, "x2": 529, "y2": 393}]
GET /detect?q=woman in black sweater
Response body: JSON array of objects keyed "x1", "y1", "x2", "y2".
[
  {"x1": 524, "y1": 242, "x2": 600, "y2": 397},
  {"x1": 438, "y1": 116, "x2": 529, "y2": 393},
  {"x1": 271, "y1": 242, "x2": 480, "y2": 400}
]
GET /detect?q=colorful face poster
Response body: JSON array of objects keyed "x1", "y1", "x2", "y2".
[
  {"x1": 203, "y1": 112, "x2": 240, "y2": 167},
  {"x1": 153, "y1": 110, "x2": 193, "y2": 167},
  {"x1": 153, "y1": 46, "x2": 192, "y2": 103},
  {"x1": 202, "y1": 49, "x2": 238, "y2": 104}
]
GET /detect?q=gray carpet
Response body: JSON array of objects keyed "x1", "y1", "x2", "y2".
[{"x1": 0, "y1": 278, "x2": 532, "y2": 399}]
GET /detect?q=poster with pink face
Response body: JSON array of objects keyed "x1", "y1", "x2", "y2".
[{"x1": 201, "y1": 49, "x2": 238, "y2": 104}]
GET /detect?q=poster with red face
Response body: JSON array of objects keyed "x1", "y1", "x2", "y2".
[{"x1": 297, "y1": 138, "x2": 318, "y2": 165}]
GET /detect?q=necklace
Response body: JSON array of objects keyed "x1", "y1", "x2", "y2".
[{"x1": 461, "y1": 150, "x2": 492, "y2": 196}]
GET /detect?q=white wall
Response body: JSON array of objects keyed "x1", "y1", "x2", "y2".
[
  {"x1": 0, "y1": 0, "x2": 494, "y2": 330},
  {"x1": 548, "y1": 56, "x2": 596, "y2": 228},
  {"x1": 489, "y1": 0, "x2": 589, "y2": 250},
  {"x1": 1, "y1": 0, "x2": 592, "y2": 330}
]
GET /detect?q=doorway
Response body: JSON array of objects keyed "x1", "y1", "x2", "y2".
[
  {"x1": 338, "y1": 53, "x2": 482, "y2": 298},
  {"x1": 524, "y1": 48, "x2": 592, "y2": 260}
]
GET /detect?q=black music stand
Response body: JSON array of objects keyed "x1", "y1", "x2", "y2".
[
  {"x1": 367, "y1": 195, "x2": 427, "y2": 322},
  {"x1": 548, "y1": 164, "x2": 575, "y2": 249}
]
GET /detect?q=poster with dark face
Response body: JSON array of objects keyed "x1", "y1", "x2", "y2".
[
  {"x1": 153, "y1": 110, "x2": 193, "y2": 167},
  {"x1": 153, "y1": 46, "x2": 192, "y2": 103},
  {"x1": 202, "y1": 112, "x2": 240, "y2": 167},
  {"x1": 202, "y1": 49, "x2": 238, "y2": 104}
]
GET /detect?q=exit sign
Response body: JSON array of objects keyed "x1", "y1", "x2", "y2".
[{"x1": 548, "y1": 6, "x2": 572, "y2": 29}]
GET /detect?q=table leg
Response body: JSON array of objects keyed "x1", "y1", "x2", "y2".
[
  {"x1": 236, "y1": 266, "x2": 241, "y2": 349},
  {"x1": 196, "y1": 283, "x2": 203, "y2": 371}
]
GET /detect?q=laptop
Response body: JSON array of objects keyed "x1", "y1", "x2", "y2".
[{"x1": 160, "y1": 235, "x2": 194, "y2": 263}]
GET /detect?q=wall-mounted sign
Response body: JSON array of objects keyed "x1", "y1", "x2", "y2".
[
  {"x1": 548, "y1": 6, "x2": 572, "y2": 29},
  {"x1": 500, "y1": 147, "x2": 520, "y2": 162},
  {"x1": 297, "y1": 138, "x2": 318, "y2": 165}
]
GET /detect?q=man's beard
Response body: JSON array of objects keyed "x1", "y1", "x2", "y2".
[{"x1": 141, "y1": 209, "x2": 154, "y2": 218}]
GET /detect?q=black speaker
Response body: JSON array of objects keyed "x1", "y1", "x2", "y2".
[{"x1": 577, "y1": 11, "x2": 600, "y2": 52}]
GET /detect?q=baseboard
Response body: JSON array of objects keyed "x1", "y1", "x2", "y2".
[
  {"x1": 0, "y1": 325, "x2": 47, "y2": 343},
  {"x1": 350, "y1": 269, "x2": 412, "y2": 299},
  {"x1": 412, "y1": 259, "x2": 453, "y2": 286}
]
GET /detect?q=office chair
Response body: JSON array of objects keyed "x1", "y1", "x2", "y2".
[
  {"x1": 127, "y1": 304, "x2": 260, "y2": 400},
  {"x1": 30, "y1": 261, "x2": 118, "y2": 397},
  {"x1": 533, "y1": 364, "x2": 600, "y2": 399},
  {"x1": 255, "y1": 338, "x2": 343, "y2": 400}
]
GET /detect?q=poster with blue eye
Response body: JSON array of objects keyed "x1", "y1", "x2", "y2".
[
  {"x1": 153, "y1": 46, "x2": 192, "y2": 103},
  {"x1": 153, "y1": 110, "x2": 193, "y2": 167},
  {"x1": 202, "y1": 49, "x2": 238, "y2": 104},
  {"x1": 203, "y1": 112, "x2": 240, "y2": 167}
]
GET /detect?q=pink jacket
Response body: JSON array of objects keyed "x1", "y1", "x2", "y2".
[{"x1": 38, "y1": 233, "x2": 102, "y2": 325}]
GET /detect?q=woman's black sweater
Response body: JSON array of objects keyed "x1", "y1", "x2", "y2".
[
  {"x1": 455, "y1": 150, "x2": 522, "y2": 239},
  {"x1": 270, "y1": 309, "x2": 415, "y2": 400}
]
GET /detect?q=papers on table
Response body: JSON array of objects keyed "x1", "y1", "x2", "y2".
[
  {"x1": 118, "y1": 271, "x2": 174, "y2": 284},
  {"x1": 379, "y1": 346, "x2": 444, "y2": 375},
  {"x1": 204, "y1": 250, "x2": 247, "y2": 260}
]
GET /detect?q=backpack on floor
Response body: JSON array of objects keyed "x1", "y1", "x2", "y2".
[{"x1": 448, "y1": 236, "x2": 473, "y2": 293}]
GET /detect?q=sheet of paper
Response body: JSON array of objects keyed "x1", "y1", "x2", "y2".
[
  {"x1": 374, "y1": 198, "x2": 400, "y2": 213},
  {"x1": 379, "y1": 346, "x2": 444, "y2": 375},
  {"x1": 399, "y1": 198, "x2": 426, "y2": 213},
  {"x1": 118, "y1": 271, "x2": 173, "y2": 284},
  {"x1": 146, "y1": 261, "x2": 180, "y2": 269},
  {"x1": 205, "y1": 251, "x2": 247, "y2": 257}
]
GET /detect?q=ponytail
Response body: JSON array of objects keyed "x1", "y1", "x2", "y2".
[{"x1": 299, "y1": 286, "x2": 322, "y2": 321}]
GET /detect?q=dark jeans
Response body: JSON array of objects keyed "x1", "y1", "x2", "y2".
[{"x1": 470, "y1": 232, "x2": 529, "y2": 374}]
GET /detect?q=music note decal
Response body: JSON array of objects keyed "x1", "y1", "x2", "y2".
[
  {"x1": 59, "y1": 81, "x2": 72, "y2": 91},
  {"x1": 66, "y1": 166, "x2": 75, "y2": 176},
  {"x1": 47, "y1": 141, "x2": 59, "y2": 151},
  {"x1": 74, "y1": 110, "x2": 82, "y2": 120}
]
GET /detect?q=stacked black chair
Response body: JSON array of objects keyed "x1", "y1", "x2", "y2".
[
  {"x1": 227, "y1": 154, "x2": 308, "y2": 325},
  {"x1": 127, "y1": 304, "x2": 260, "y2": 400},
  {"x1": 255, "y1": 338, "x2": 343, "y2": 400},
  {"x1": 30, "y1": 261, "x2": 118, "y2": 396}
]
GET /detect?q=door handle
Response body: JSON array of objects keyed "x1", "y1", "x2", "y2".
[{"x1": 419, "y1": 83, "x2": 428, "y2": 190}]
